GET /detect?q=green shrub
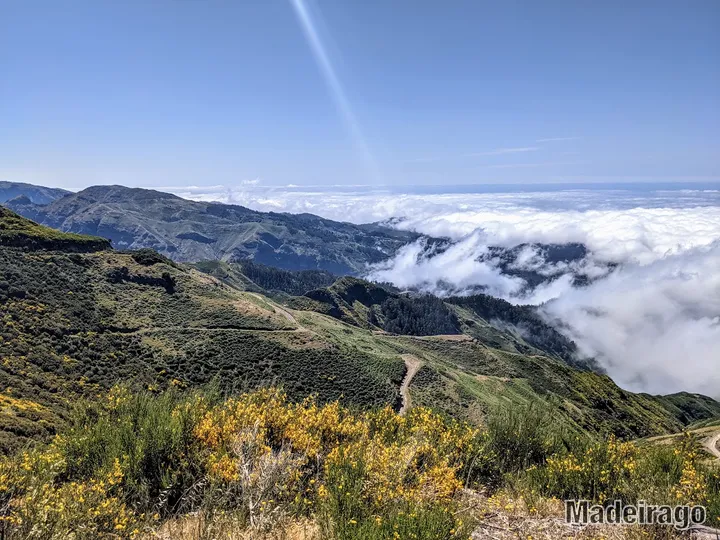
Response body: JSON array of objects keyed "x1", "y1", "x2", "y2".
[
  {"x1": 56, "y1": 386, "x2": 215, "y2": 515},
  {"x1": 484, "y1": 400, "x2": 574, "y2": 476}
]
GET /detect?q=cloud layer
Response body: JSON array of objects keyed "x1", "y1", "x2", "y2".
[
  {"x1": 164, "y1": 184, "x2": 720, "y2": 396},
  {"x1": 542, "y1": 242, "x2": 720, "y2": 396}
]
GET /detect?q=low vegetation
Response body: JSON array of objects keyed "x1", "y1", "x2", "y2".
[
  {"x1": 0, "y1": 231, "x2": 403, "y2": 452},
  {"x1": 0, "y1": 387, "x2": 717, "y2": 539},
  {"x1": 0, "y1": 206, "x2": 110, "y2": 252},
  {"x1": 1, "y1": 213, "x2": 716, "y2": 453},
  {"x1": 2, "y1": 209, "x2": 720, "y2": 538}
]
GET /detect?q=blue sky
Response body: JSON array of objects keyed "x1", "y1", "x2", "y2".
[{"x1": 1, "y1": 0, "x2": 718, "y2": 189}]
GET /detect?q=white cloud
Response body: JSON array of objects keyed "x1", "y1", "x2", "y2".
[
  {"x1": 466, "y1": 146, "x2": 540, "y2": 157},
  {"x1": 487, "y1": 161, "x2": 586, "y2": 169},
  {"x1": 542, "y1": 242, "x2": 720, "y2": 396},
  {"x1": 403, "y1": 146, "x2": 540, "y2": 164},
  {"x1": 159, "y1": 183, "x2": 720, "y2": 395},
  {"x1": 366, "y1": 234, "x2": 524, "y2": 298},
  {"x1": 163, "y1": 185, "x2": 720, "y2": 265}
]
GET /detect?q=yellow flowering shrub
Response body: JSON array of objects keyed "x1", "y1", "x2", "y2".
[
  {"x1": 671, "y1": 433, "x2": 708, "y2": 506},
  {"x1": 192, "y1": 388, "x2": 477, "y2": 537},
  {"x1": 0, "y1": 451, "x2": 138, "y2": 539},
  {"x1": 193, "y1": 389, "x2": 477, "y2": 507},
  {"x1": 323, "y1": 406, "x2": 478, "y2": 507},
  {"x1": 194, "y1": 388, "x2": 366, "y2": 460},
  {"x1": 535, "y1": 435, "x2": 638, "y2": 503},
  {"x1": 525, "y1": 429, "x2": 719, "y2": 522}
]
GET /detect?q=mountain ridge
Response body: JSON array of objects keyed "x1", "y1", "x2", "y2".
[
  {"x1": 0, "y1": 181, "x2": 70, "y2": 205},
  {"x1": 5, "y1": 184, "x2": 421, "y2": 274}
]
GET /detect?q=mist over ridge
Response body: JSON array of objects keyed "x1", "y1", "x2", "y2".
[{"x1": 168, "y1": 182, "x2": 720, "y2": 397}]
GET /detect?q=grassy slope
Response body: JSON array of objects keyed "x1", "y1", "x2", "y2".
[
  {"x1": 0, "y1": 206, "x2": 110, "y2": 252},
  {"x1": 0, "y1": 209, "x2": 719, "y2": 453},
  {"x1": 0, "y1": 245, "x2": 403, "y2": 452},
  {"x1": 297, "y1": 311, "x2": 720, "y2": 440}
]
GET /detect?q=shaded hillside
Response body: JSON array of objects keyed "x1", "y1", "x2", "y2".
[
  {"x1": 0, "y1": 181, "x2": 70, "y2": 205},
  {"x1": 5, "y1": 184, "x2": 420, "y2": 273},
  {"x1": 282, "y1": 277, "x2": 581, "y2": 364},
  {"x1": 446, "y1": 294, "x2": 586, "y2": 368},
  {"x1": 194, "y1": 259, "x2": 337, "y2": 296}
]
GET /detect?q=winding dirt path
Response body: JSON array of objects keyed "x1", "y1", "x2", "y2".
[
  {"x1": 703, "y1": 432, "x2": 720, "y2": 459},
  {"x1": 246, "y1": 293, "x2": 305, "y2": 329},
  {"x1": 399, "y1": 354, "x2": 422, "y2": 416}
]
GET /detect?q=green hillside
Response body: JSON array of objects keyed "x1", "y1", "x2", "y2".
[
  {"x1": 0, "y1": 207, "x2": 718, "y2": 455},
  {"x1": 0, "y1": 206, "x2": 110, "y2": 252}
]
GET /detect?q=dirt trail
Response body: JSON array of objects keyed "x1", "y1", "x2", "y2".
[
  {"x1": 703, "y1": 432, "x2": 720, "y2": 459},
  {"x1": 399, "y1": 354, "x2": 422, "y2": 416},
  {"x1": 247, "y1": 293, "x2": 303, "y2": 329}
]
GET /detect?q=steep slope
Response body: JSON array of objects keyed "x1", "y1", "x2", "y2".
[
  {"x1": 191, "y1": 267, "x2": 720, "y2": 437},
  {"x1": 0, "y1": 211, "x2": 406, "y2": 452},
  {"x1": 0, "y1": 181, "x2": 70, "y2": 205},
  {"x1": 194, "y1": 259, "x2": 336, "y2": 296},
  {"x1": 5, "y1": 185, "x2": 420, "y2": 273}
]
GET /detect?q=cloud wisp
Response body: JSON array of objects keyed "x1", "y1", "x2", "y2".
[{"x1": 465, "y1": 146, "x2": 540, "y2": 157}]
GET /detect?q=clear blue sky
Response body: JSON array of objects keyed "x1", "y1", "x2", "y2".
[{"x1": 1, "y1": 0, "x2": 718, "y2": 188}]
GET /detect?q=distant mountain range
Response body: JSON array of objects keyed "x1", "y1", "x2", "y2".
[
  {"x1": 5, "y1": 184, "x2": 421, "y2": 274},
  {"x1": 0, "y1": 181, "x2": 70, "y2": 205},
  {"x1": 2, "y1": 182, "x2": 614, "y2": 288}
]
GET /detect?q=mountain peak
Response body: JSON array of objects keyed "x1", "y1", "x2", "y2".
[
  {"x1": 6, "y1": 184, "x2": 422, "y2": 272},
  {"x1": 0, "y1": 181, "x2": 70, "y2": 205},
  {"x1": 75, "y1": 185, "x2": 183, "y2": 203}
]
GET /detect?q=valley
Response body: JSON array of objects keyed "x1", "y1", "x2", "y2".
[{"x1": 1, "y1": 206, "x2": 717, "y2": 455}]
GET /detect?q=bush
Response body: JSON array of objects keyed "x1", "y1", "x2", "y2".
[
  {"x1": 55, "y1": 385, "x2": 215, "y2": 515},
  {"x1": 521, "y1": 431, "x2": 719, "y2": 523},
  {"x1": 129, "y1": 249, "x2": 175, "y2": 267},
  {"x1": 0, "y1": 448, "x2": 138, "y2": 539},
  {"x1": 2, "y1": 386, "x2": 717, "y2": 538},
  {"x1": 319, "y1": 454, "x2": 465, "y2": 540},
  {"x1": 0, "y1": 387, "x2": 480, "y2": 538},
  {"x1": 483, "y1": 400, "x2": 574, "y2": 477}
]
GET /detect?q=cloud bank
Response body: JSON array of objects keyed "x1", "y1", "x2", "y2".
[
  {"x1": 164, "y1": 183, "x2": 720, "y2": 396},
  {"x1": 542, "y1": 243, "x2": 720, "y2": 396}
]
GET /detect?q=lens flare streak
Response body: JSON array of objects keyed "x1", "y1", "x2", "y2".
[{"x1": 288, "y1": 0, "x2": 380, "y2": 182}]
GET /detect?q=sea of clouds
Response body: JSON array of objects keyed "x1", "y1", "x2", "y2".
[{"x1": 166, "y1": 183, "x2": 720, "y2": 397}]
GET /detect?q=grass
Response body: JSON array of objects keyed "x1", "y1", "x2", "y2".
[
  {"x1": 0, "y1": 206, "x2": 110, "y2": 252},
  {"x1": 0, "y1": 248, "x2": 406, "y2": 452}
]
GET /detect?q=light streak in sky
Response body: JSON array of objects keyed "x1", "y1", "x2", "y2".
[{"x1": 288, "y1": 0, "x2": 380, "y2": 182}]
